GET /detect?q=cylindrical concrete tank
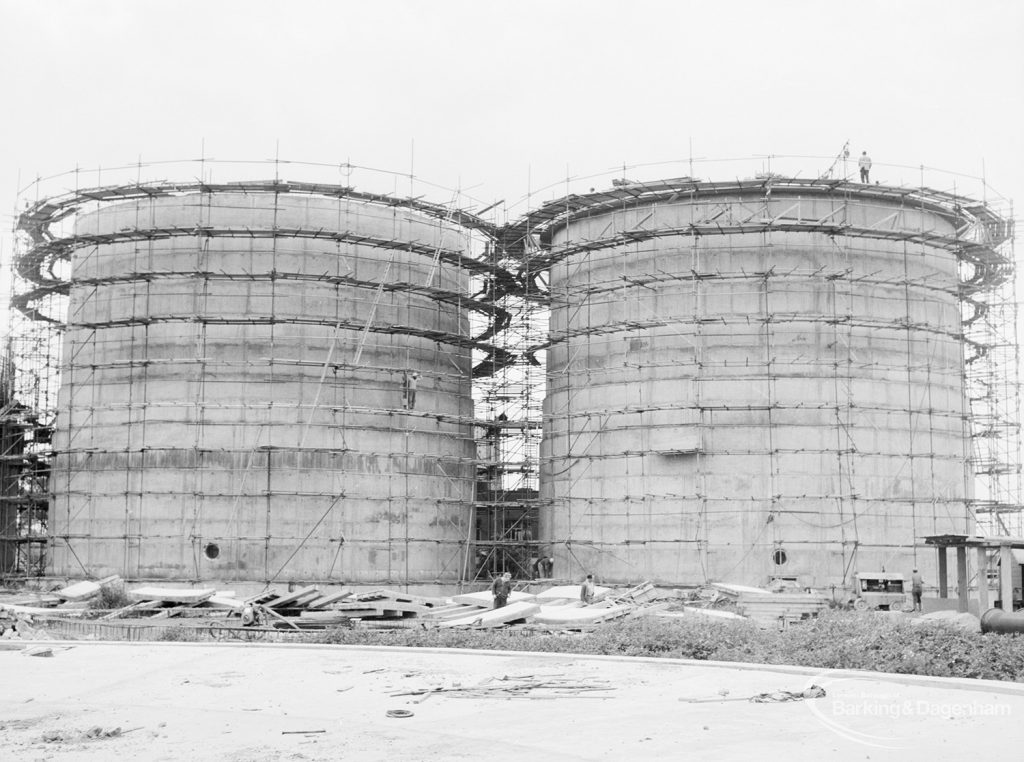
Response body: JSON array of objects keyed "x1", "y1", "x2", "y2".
[
  {"x1": 32, "y1": 182, "x2": 490, "y2": 583},
  {"x1": 535, "y1": 178, "x2": 1010, "y2": 587}
]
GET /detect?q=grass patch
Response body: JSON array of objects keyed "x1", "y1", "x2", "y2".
[
  {"x1": 306, "y1": 611, "x2": 1024, "y2": 682},
  {"x1": 120, "y1": 610, "x2": 1024, "y2": 682}
]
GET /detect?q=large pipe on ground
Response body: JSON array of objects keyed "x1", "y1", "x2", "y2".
[{"x1": 980, "y1": 608, "x2": 1024, "y2": 634}]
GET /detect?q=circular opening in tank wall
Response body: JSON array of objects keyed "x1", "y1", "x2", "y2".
[
  {"x1": 772, "y1": 549, "x2": 788, "y2": 566},
  {"x1": 204, "y1": 543, "x2": 220, "y2": 560}
]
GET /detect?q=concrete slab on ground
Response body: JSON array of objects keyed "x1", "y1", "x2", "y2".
[{"x1": 0, "y1": 642, "x2": 1021, "y2": 761}]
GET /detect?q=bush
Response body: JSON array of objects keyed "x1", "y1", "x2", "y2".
[{"x1": 87, "y1": 584, "x2": 131, "y2": 611}]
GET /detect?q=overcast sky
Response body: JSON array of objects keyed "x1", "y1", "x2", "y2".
[{"x1": 1, "y1": 0, "x2": 1022, "y2": 291}]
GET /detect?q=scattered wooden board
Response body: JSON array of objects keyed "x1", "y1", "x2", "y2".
[
  {"x1": 352, "y1": 589, "x2": 446, "y2": 608},
  {"x1": 438, "y1": 601, "x2": 540, "y2": 628},
  {"x1": 420, "y1": 604, "x2": 488, "y2": 621},
  {"x1": 532, "y1": 604, "x2": 631, "y2": 626},
  {"x1": 654, "y1": 607, "x2": 746, "y2": 621},
  {"x1": 264, "y1": 586, "x2": 319, "y2": 609},
  {"x1": 334, "y1": 600, "x2": 427, "y2": 616},
  {"x1": 127, "y1": 587, "x2": 215, "y2": 605},
  {"x1": 534, "y1": 585, "x2": 611, "y2": 603},
  {"x1": 451, "y1": 590, "x2": 535, "y2": 607},
  {"x1": 100, "y1": 601, "x2": 162, "y2": 620},
  {"x1": 56, "y1": 575, "x2": 122, "y2": 602},
  {"x1": 0, "y1": 602, "x2": 90, "y2": 617},
  {"x1": 205, "y1": 595, "x2": 245, "y2": 610},
  {"x1": 304, "y1": 591, "x2": 353, "y2": 609},
  {"x1": 712, "y1": 583, "x2": 772, "y2": 596},
  {"x1": 624, "y1": 602, "x2": 672, "y2": 619}
]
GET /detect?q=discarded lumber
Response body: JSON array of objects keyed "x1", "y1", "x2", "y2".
[
  {"x1": 304, "y1": 590, "x2": 352, "y2": 609},
  {"x1": 0, "y1": 602, "x2": 90, "y2": 617},
  {"x1": 205, "y1": 595, "x2": 245, "y2": 610},
  {"x1": 127, "y1": 587, "x2": 215, "y2": 605},
  {"x1": 56, "y1": 575, "x2": 122, "y2": 602},
  {"x1": 419, "y1": 604, "x2": 488, "y2": 622},
  {"x1": 259, "y1": 604, "x2": 300, "y2": 630},
  {"x1": 532, "y1": 604, "x2": 631, "y2": 626},
  {"x1": 608, "y1": 581, "x2": 658, "y2": 604},
  {"x1": 534, "y1": 585, "x2": 611, "y2": 603},
  {"x1": 264, "y1": 586, "x2": 319, "y2": 609},
  {"x1": 352, "y1": 589, "x2": 445, "y2": 608},
  {"x1": 100, "y1": 601, "x2": 162, "y2": 620},
  {"x1": 655, "y1": 607, "x2": 746, "y2": 621},
  {"x1": 438, "y1": 601, "x2": 540, "y2": 628},
  {"x1": 724, "y1": 588, "x2": 829, "y2": 628},
  {"x1": 623, "y1": 602, "x2": 672, "y2": 620},
  {"x1": 451, "y1": 590, "x2": 535, "y2": 607},
  {"x1": 335, "y1": 600, "x2": 426, "y2": 616}
]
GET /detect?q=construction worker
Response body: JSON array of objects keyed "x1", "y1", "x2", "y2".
[
  {"x1": 859, "y1": 151, "x2": 872, "y2": 183},
  {"x1": 580, "y1": 574, "x2": 596, "y2": 604},
  {"x1": 911, "y1": 568, "x2": 924, "y2": 612},
  {"x1": 540, "y1": 556, "x2": 554, "y2": 578},
  {"x1": 491, "y1": 571, "x2": 512, "y2": 609},
  {"x1": 403, "y1": 371, "x2": 419, "y2": 410}
]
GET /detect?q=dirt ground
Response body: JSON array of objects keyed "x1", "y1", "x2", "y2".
[{"x1": 1, "y1": 640, "x2": 1022, "y2": 761}]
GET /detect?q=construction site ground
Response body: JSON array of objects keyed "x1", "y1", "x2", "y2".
[{"x1": 1, "y1": 641, "x2": 1021, "y2": 761}]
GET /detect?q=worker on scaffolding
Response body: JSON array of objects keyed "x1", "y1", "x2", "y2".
[
  {"x1": 403, "y1": 371, "x2": 420, "y2": 410},
  {"x1": 540, "y1": 555, "x2": 554, "y2": 579},
  {"x1": 858, "y1": 151, "x2": 872, "y2": 183},
  {"x1": 491, "y1": 571, "x2": 513, "y2": 609}
]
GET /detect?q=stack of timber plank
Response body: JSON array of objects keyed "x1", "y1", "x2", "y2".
[
  {"x1": 712, "y1": 583, "x2": 829, "y2": 628},
  {"x1": 255, "y1": 587, "x2": 448, "y2": 628}
]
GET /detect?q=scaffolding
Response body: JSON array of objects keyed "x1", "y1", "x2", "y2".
[
  {"x1": 3, "y1": 159, "x2": 530, "y2": 585},
  {"x1": 507, "y1": 167, "x2": 1020, "y2": 585},
  {"x1": 2, "y1": 155, "x2": 1020, "y2": 588},
  {"x1": 468, "y1": 230, "x2": 547, "y2": 582}
]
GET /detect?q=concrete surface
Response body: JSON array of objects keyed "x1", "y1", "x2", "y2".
[{"x1": 1, "y1": 641, "x2": 1021, "y2": 761}]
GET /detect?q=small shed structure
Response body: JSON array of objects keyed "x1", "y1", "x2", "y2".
[{"x1": 923, "y1": 534, "x2": 1024, "y2": 614}]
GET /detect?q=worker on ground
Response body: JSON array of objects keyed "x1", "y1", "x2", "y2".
[
  {"x1": 911, "y1": 568, "x2": 924, "y2": 612},
  {"x1": 859, "y1": 151, "x2": 872, "y2": 183},
  {"x1": 403, "y1": 371, "x2": 420, "y2": 410},
  {"x1": 491, "y1": 571, "x2": 512, "y2": 609},
  {"x1": 580, "y1": 573, "x2": 596, "y2": 604}
]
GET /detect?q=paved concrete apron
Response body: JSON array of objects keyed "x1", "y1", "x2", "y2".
[{"x1": 1, "y1": 642, "x2": 1021, "y2": 761}]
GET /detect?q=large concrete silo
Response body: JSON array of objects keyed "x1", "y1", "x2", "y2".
[
  {"x1": 532, "y1": 178, "x2": 1012, "y2": 587},
  {"x1": 18, "y1": 180, "x2": 496, "y2": 584}
]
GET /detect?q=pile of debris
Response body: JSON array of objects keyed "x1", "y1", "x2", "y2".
[
  {"x1": 419, "y1": 581, "x2": 668, "y2": 629},
  {"x1": 708, "y1": 583, "x2": 829, "y2": 628},
  {"x1": 99, "y1": 586, "x2": 447, "y2": 629},
  {"x1": 1, "y1": 576, "x2": 834, "y2": 635}
]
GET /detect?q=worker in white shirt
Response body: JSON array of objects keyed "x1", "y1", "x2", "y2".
[{"x1": 859, "y1": 151, "x2": 872, "y2": 183}]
